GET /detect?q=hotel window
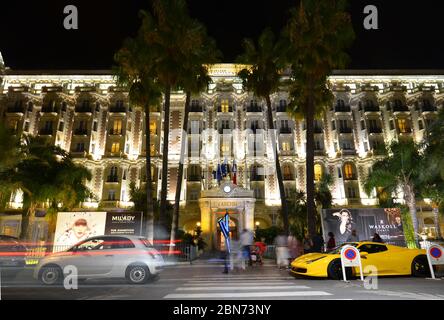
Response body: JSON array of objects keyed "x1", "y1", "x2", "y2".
[
  {"x1": 283, "y1": 164, "x2": 293, "y2": 180},
  {"x1": 58, "y1": 122, "x2": 64, "y2": 132},
  {"x1": 190, "y1": 120, "x2": 200, "y2": 134},
  {"x1": 150, "y1": 121, "x2": 157, "y2": 135},
  {"x1": 24, "y1": 122, "x2": 29, "y2": 132},
  {"x1": 331, "y1": 120, "x2": 336, "y2": 131},
  {"x1": 315, "y1": 140, "x2": 323, "y2": 150},
  {"x1": 75, "y1": 143, "x2": 85, "y2": 152},
  {"x1": 91, "y1": 144, "x2": 96, "y2": 154},
  {"x1": 397, "y1": 118, "x2": 408, "y2": 133},
  {"x1": 314, "y1": 164, "x2": 323, "y2": 181},
  {"x1": 108, "y1": 190, "x2": 116, "y2": 201},
  {"x1": 112, "y1": 120, "x2": 122, "y2": 135},
  {"x1": 93, "y1": 121, "x2": 98, "y2": 131},
  {"x1": 9, "y1": 120, "x2": 18, "y2": 132},
  {"x1": 221, "y1": 99, "x2": 230, "y2": 113},
  {"x1": 389, "y1": 120, "x2": 395, "y2": 130},
  {"x1": 418, "y1": 120, "x2": 424, "y2": 130},
  {"x1": 150, "y1": 143, "x2": 156, "y2": 156},
  {"x1": 347, "y1": 186, "x2": 358, "y2": 198},
  {"x1": 281, "y1": 141, "x2": 291, "y2": 151},
  {"x1": 111, "y1": 142, "x2": 120, "y2": 153},
  {"x1": 344, "y1": 163, "x2": 355, "y2": 180},
  {"x1": 337, "y1": 167, "x2": 342, "y2": 178},
  {"x1": 221, "y1": 141, "x2": 230, "y2": 154}
]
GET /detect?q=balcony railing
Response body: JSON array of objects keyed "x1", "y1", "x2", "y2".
[
  {"x1": 190, "y1": 106, "x2": 203, "y2": 112},
  {"x1": 250, "y1": 175, "x2": 265, "y2": 182},
  {"x1": 217, "y1": 106, "x2": 233, "y2": 113},
  {"x1": 398, "y1": 127, "x2": 412, "y2": 134},
  {"x1": 109, "y1": 130, "x2": 123, "y2": 135},
  {"x1": 41, "y1": 106, "x2": 59, "y2": 113},
  {"x1": 344, "y1": 175, "x2": 358, "y2": 181},
  {"x1": 276, "y1": 106, "x2": 287, "y2": 112},
  {"x1": 314, "y1": 127, "x2": 323, "y2": 134},
  {"x1": 283, "y1": 175, "x2": 295, "y2": 181},
  {"x1": 422, "y1": 105, "x2": 437, "y2": 112}
]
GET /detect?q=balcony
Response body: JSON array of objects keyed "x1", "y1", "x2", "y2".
[
  {"x1": 74, "y1": 128, "x2": 88, "y2": 135},
  {"x1": 190, "y1": 106, "x2": 203, "y2": 113},
  {"x1": 276, "y1": 106, "x2": 287, "y2": 113},
  {"x1": 109, "y1": 130, "x2": 123, "y2": 136},
  {"x1": 283, "y1": 175, "x2": 295, "y2": 181},
  {"x1": 341, "y1": 149, "x2": 356, "y2": 156},
  {"x1": 106, "y1": 176, "x2": 119, "y2": 183},
  {"x1": 280, "y1": 150, "x2": 294, "y2": 156},
  {"x1": 334, "y1": 105, "x2": 351, "y2": 113},
  {"x1": 314, "y1": 148, "x2": 325, "y2": 156},
  {"x1": 250, "y1": 175, "x2": 265, "y2": 182},
  {"x1": 344, "y1": 175, "x2": 358, "y2": 181},
  {"x1": 368, "y1": 127, "x2": 383, "y2": 134},
  {"x1": 279, "y1": 127, "x2": 292, "y2": 134},
  {"x1": 397, "y1": 127, "x2": 412, "y2": 134},
  {"x1": 339, "y1": 127, "x2": 353, "y2": 134}
]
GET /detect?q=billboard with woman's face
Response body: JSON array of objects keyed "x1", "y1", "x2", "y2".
[
  {"x1": 54, "y1": 212, "x2": 107, "y2": 251},
  {"x1": 321, "y1": 208, "x2": 405, "y2": 244}
]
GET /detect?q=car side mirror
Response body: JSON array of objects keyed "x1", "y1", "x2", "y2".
[{"x1": 360, "y1": 251, "x2": 368, "y2": 257}]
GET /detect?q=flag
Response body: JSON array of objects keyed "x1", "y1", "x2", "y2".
[
  {"x1": 218, "y1": 211, "x2": 231, "y2": 253},
  {"x1": 232, "y1": 160, "x2": 237, "y2": 185},
  {"x1": 221, "y1": 157, "x2": 228, "y2": 177},
  {"x1": 216, "y1": 164, "x2": 222, "y2": 182}
]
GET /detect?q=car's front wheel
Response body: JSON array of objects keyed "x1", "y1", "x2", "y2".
[
  {"x1": 411, "y1": 255, "x2": 431, "y2": 277},
  {"x1": 125, "y1": 264, "x2": 150, "y2": 284},
  {"x1": 327, "y1": 259, "x2": 353, "y2": 280},
  {"x1": 39, "y1": 265, "x2": 63, "y2": 285}
]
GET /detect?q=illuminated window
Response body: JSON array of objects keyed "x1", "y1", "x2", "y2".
[
  {"x1": 344, "y1": 163, "x2": 355, "y2": 180},
  {"x1": 111, "y1": 142, "x2": 120, "y2": 153},
  {"x1": 9, "y1": 120, "x2": 18, "y2": 131},
  {"x1": 314, "y1": 164, "x2": 323, "y2": 181},
  {"x1": 283, "y1": 164, "x2": 293, "y2": 180},
  {"x1": 282, "y1": 142, "x2": 291, "y2": 151},
  {"x1": 221, "y1": 99, "x2": 229, "y2": 113},
  {"x1": 150, "y1": 121, "x2": 157, "y2": 135},
  {"x1": 112, "y1": 120, "x2": 122, "y2": 135},
  {"x1": 221, "y1": 142, "x2": 230, "y2": 154},
  {"x1": 150, "y1": 143, "x2": 156, "y2": 156},
  {"x1": 397, "y1": 118, "x2": 408, "y2": 133}
]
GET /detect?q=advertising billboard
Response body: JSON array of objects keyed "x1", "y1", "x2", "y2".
[
  {"x1": 321, "y1": 208, "x2": 405, "y2": 244},
  {"x1": 54, "y1": 211, "x2": 143, "y2": 252}
]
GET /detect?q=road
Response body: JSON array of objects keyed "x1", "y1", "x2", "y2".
[{"x1": 1, "y1": 260, "x2": 444, "y2": 300}]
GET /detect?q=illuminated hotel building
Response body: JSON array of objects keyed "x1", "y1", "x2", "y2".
[{"x1": 1, "y1": 59, "x2": 443, "y2": 244}]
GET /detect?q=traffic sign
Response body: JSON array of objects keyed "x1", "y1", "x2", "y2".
[
  {"x1": 340, "y1": 245, "x2": 363, "y2": 282},
  {"x1": 426, "y1": 244, "x2": 444, "y2": 280}
]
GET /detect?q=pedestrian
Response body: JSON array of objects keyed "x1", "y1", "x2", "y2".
[
  {"x1": 274, "y1": 232, "x2": 290, "y2": 269},
  {"x1": 347, "y1": 229, "x2": 360, "y2": 242},
  {"x1": 240, "y1": 228, "x2": 254, "y2": 267},
  {"x1": 303, "y1": 234, "x2": 313, "y2": 254},
  {"x1": 326, "y1": 232, "x2": 336, "y2": 251},
  {"x1": 254, "y1": 237, "x2": 266, "y2": 265},
  {"x1": 372, "y1": 233, "x2": 384, "y2": 243},
  {"x1": 287, "y1": 234, "x2": 299, "y2": 262},
  {"x1": 311, "y1": 232, "x2": 325, "y2": 253}
]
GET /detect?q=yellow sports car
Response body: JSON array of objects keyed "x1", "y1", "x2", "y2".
[{"x1": 290, "y1": 242, "x2": 431, "y2": 279}]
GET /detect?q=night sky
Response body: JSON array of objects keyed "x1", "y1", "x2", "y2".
[{"x1": 1, "y1": 0, "x2": 444, "y2": 70}]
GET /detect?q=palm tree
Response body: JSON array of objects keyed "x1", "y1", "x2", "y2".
[
  {"x1": 364, "y1": 140, "x2": 423, "y2": 243},
  {"x1": 285, "y1": 0, "x2": 354, "y2": 238},
  {"x1": 0, "y1": 136, "x2": 93, "y2": 239},
  {"x1": 114, "y1": 28, "x2": 162, "y2": 242},
  {"x1": 169, "y1": 30, "x2": 220, "y2": 246},
  {"x1": 237, "y1": 29, "x2": 290, "y2": 235},
  {"x1": 141, "y1": 0, "x2": 206, "y2": 228},
  {"x1": 421, "y1": 108, "x2": 444, "y2": 239}
]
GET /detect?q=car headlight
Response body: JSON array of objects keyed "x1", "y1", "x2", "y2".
[{"x1": 306, "y1": 256, "x2": 326, "y2": 264}]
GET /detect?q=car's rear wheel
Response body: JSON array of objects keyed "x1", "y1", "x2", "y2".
[
  {"x1": 327, "y1": 259, "x2": 353, "y2": 280},
  {"x1": 411, "y1": 255, "x2": 431, "y2": 277},
  {"x1": 125, "y1": 264, "x2": 150, "y2": 284},
  {"x1": 39, "y1": 265, "x2": 63, "y2": 285}
]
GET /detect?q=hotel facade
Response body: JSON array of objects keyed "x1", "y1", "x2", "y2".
[{"x1": 0, "y1": 60, "x2": 442, "y2": 246}]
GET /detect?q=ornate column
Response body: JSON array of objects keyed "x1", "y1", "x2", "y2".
[{"x1": 198, "y1": 199, "x2": 213, "y2": 250}]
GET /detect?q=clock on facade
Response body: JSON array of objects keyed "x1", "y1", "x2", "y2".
[{"x1": 223, "y1": 185, "x2": 231, "y2": 193}]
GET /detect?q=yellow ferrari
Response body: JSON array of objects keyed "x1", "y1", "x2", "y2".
[{"x1": 290, "y1": 242, "x2": 431, "y2": 279}]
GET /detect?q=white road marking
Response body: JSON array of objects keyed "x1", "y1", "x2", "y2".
[
  {"x1": 176, "y1": 285, "x2": 310, "y2": 291},
  {"x1": 164, "y1": 291, "x2": 332, "y2": 299},
  {"x1": 185, "y1": 281, "x2": 293, "y2": 286}
]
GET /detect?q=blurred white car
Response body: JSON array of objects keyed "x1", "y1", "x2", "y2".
[{"x1": 34, "y1": 235, "x2": 164, "y2": 285}]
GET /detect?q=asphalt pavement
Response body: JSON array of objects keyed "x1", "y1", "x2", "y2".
[{"x1": 1, "y1": 259, "x2": 444, "y2": 300}]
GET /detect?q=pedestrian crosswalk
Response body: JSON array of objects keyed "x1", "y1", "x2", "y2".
[{"x1": 162, "y1": 275, "x2": 332, "y2": 299}]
